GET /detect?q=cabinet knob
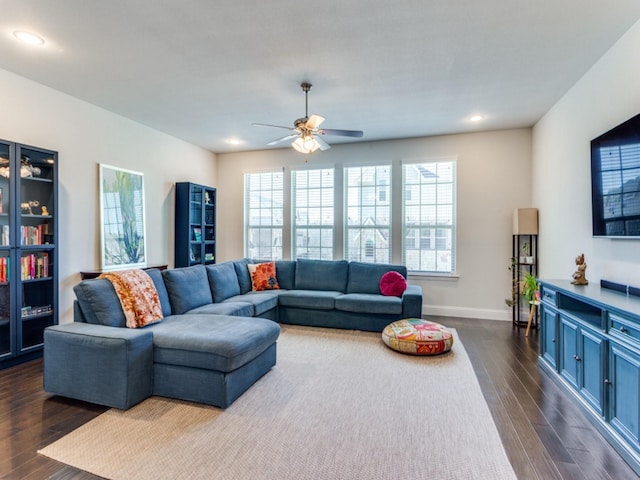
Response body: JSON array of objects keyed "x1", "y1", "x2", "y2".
[
  {"x1": 604, "y1": 379, "x2": 612, "y2": 385},
  {"x1": 573, "y1": 354, "x2": 581, "y2": 361},
  {"x1": 552, "y1": 338, "x2": 556, "y2": 343},
  {"x1": 620, "y1": 327, "x2": 628, "y2": 333}
]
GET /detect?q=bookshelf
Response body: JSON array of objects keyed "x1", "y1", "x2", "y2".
[
  {"x1": 175, "y1": 182, "x2": 216, "y2": 268},
  {"x1": 0, "y1": 139, "x2": 58, "y2": 369}
]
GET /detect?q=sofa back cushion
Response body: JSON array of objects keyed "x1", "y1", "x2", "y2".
[
  {"x1": 346, "y1": 262, "x2": 408, "y2": 294},
  {"x1": 73, "y1": 279, "x2": 127, "y2": 327},
  {"x1": 145, "y1": 268, "x2": 172, "y2": 316},
  {"x1": 275, "y1": 260, "x2": 296, "y2": 290},
  {"x1": 233, "y1": 258, "x2": 253, "y2": 294},
  {"x1": 207, "y1": 262, "x2": 241, "y2": 303},
  {"x1": 295, "y1": 259, "x2": 349, "y2": 292},
  {"x1": 162, "y1": 265, "x2": 212, "y2": 314}
]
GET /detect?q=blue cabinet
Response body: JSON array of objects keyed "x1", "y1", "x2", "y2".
[
  {"x1": 540, "y1": 303, "x2": 559, "y2": 370},
  {"x1": 539, "y1": 280, "x2": 640, "y2": 474},
  {"x1": 174, "y1": 182, "x2": 216, "y2": 268},
  {"x1": 609, "y1": 342, "x2": 640, "y2": 450},
  {"x1": 559, "y1": 314, "x2": 606, "y2": 416},
  {"x1": 0, "y1": 140, "x2": 58, "y2": 369}
]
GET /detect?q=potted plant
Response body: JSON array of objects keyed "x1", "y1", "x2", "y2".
[{"x1": 521, "y1": 271, "x2": 539, "y2": 305}]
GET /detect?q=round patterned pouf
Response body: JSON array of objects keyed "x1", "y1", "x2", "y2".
[{"x1": 382, "y1": 318, "x2": 454, "y2": 355}]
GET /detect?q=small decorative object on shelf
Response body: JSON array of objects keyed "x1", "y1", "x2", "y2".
[
  {"x1": 571, "y1": 253, "x2": 588, "y2": 285},
  {"x1": 41, "y1": 205, "x2": 48, "y2": 215}
]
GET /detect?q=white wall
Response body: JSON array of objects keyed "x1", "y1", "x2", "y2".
[
  {"x1": 218, "y1": 129, "x2": 532, "y2": 320},
  {"x1": 0, "y1": 67, "x2": 217, "y2": 324},
  {"x1": 533, "y1": 18, "x2": 640, "y2": 285}
]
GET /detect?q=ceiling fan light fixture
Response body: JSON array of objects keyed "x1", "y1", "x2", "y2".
[{"x1": 292, "y1": 136, "x2": 320, "y2": 154}]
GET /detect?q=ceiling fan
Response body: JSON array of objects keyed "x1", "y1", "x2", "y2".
[{"x1": 252, "y1": 82, "x2": 363, "y2": 154}]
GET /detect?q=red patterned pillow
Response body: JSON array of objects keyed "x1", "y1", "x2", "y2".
[
  {"x1": 248, "y1": 262, "x2": 280, "y2": 291},
  {"x1": 379, "y1": 271, "x2": 407, "y2": 296}
]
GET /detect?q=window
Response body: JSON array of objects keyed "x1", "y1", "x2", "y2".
[
  {"x1": 344, "y1": 165, "x2": 391, "y2": 263},
  {"x1": 244, "y1": 171, "x2": 283, "y2": 260},
  {"x1": 292, "y1": 168, "x2": 334, "y2": 260},
  {"x1": 402, "y1": 160, "x2": 456, "y2": 273}
]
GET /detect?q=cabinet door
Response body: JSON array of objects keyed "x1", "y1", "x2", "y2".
[
  {"x1": 540, "y1": 304, "x2": 559, "y2": 370},
  {"x1": 579, "y1": 328, "x2": 606, "y2": 416},
  {"x1": 0, "y1": 140, "x2": 12, "y2": 358},
  {"x1": 609, "y1": 343, "x2": 640, "y2": 449},
  {"x1": 560, "y1": 316, "x2": 579, "y2": 389},
  {"x1": 17, "y1": 145, "x2": 56, "y2": 351}
]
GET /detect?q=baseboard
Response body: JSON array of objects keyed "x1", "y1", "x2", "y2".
[{"x1": 423, "y1": 305, "x2": 511, "y2": 321}]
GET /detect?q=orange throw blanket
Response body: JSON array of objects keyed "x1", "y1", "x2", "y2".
[{"x1": 99, "y1": 269, "x2": 163, "y2": 328}]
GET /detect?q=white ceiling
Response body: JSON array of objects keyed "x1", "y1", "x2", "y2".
[{"x1": 1, "y1": 1, "x2": 640, "y2": 153}]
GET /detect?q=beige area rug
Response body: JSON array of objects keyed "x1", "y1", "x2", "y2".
[{"x1": 39, "y1": 325, "x2": 516, "y2": 480}]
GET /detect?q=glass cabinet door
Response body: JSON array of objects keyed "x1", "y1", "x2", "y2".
[
  {"x1": 0, "y1": 141, "x2": 11, "y2": 357},
  {"x1": 17, "y1": 146, "x2": 56, "y2": 350}
]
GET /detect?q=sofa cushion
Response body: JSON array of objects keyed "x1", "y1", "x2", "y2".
[
  {"x1": 73, "y1": 279, "x2": 127, "y2": 327},
  {"x1": 223, "y1": 291, "x2": 280, "y2": 316},
  {"x1": 162, "y1": 265, "x2": 212, "y2": 314},
  {"x1": 151, "y1": 314, "x2": 280, "y2": 373},
  {"x1": 145, "y1": 269, "x2": 172, "y2": 317},
  {"x1": 248, "y1": 262, "x2": 280, "y2": 291},
  {"x1": 278, "y1": 290, "x2": 342, "y2": 310},
  {"x1": 275, "y1": 260, "x2": 296, "y2": 290},
  {"x1": 335, "y1": 293, "x2": 403, "y2": 315},
  {"x1": 207, "y1": 262, "x2": 241, "y2": 303},
  {"x1": 233, "y1": 258, "x2": 253, "y2": 294},
  {"x1": 186, "y1": 302, "x2": 254, "y2": 317},
  {"x1": 346, "y1": 262, "x2": 408, "y2": 294},
  {"x1": 379, "y1": 271, "x2": 408, "y2": 297},
  {"x1": 295, "y1": 259, "x2": 349, "y2": 292}
]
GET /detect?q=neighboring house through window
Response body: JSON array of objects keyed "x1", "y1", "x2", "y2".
[
  {"x1": 292, "y1": 168, "x2": 334, "y2": 260},
  {"x1": 402, "y1": 160, "x2": 456, "y2": 273},
  {"x1": 244, "y1": 171, "x2": 283, "y2": 260}
]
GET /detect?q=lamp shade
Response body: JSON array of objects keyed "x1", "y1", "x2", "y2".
[
  {"x1": 513, "y1": 208, "x2": 538, "y2": 235},
  {"x1": 292, "y1": 136, "x2": 320, "y2": 154}
]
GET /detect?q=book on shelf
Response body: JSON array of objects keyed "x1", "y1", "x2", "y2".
[
  {"x1": 192, "y1": 227, "x2": 202, "y2": 242},
  {"x1": 0, "y1": 257, "x2": 9, "y2": 282},
  {"x1": 1, "y1": 224, "x2": 9, "y2": 246},
  {"x1": 20, "y1": 252, "x2": 49, "y2": 280},
  {"x1": 20, "y1": 223, "x2": 50, "y2": 245},
  {"x1": 0, "y1": 187, "x2": 3, "y2": 213}
]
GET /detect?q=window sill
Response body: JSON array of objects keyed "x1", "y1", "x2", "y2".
[{"x1": 408, "y1": 272, "x2": 459, "y2": 280}]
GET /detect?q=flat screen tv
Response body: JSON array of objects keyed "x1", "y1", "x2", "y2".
[{"x1": 591, "y1": 112, "x2": 640, "y2": 237}]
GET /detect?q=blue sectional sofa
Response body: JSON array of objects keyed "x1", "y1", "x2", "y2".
[{"x1": 43, "y1": 259, "x2": 422, "y2": 410}]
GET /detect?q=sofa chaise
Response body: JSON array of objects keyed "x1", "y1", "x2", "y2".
[{"x1": 43, "y1": 259, "x2": 422, "y2": 410}]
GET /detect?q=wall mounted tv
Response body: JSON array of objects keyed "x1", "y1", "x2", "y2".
[{"x1": 591, "y1": 112, "x2": 640, "y2": 237}]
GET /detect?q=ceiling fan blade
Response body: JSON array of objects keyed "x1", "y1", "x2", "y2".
[
  {"x1": 266, "y1": 134, "x2": 300, "y2": 146},
  {"x1": 319, "y1": 128, "x2": 364, "y2": 138},
  {"x1": 315, "y1": 136, "x2": 331, "y2": 151},
  {"x1": 306, "y1": 114, "x2": 325, "y2": 130},
  {"x1": 252, "y1": 122, "x2": 295, "y2": 131}
]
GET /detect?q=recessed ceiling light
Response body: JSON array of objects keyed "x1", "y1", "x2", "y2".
[
  {"x1": 226, "y1": 138, "x2": 242, "y2": 146},
  {"x1": 13, "y1": 30, "x2": 45, "y2": 46},
  {"x1": 469, "y1": 115, "x2": 485, "y2": 123}
]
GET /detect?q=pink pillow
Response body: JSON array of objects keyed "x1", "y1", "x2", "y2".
[{"x1": 379, "y1": 271, "x2": 407, "y2": 296}]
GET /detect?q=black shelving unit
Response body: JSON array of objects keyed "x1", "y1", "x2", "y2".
[
  {"x1": 0, "y1": 139, "x2": 58, "y2": 369},
  {"x1": 511, "y1": 234, "x2": 538, "y2": 329},
  {"x1": 175, "y1": 182, "x2": 216, "y2": 268}
]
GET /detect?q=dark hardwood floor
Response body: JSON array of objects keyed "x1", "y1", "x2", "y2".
[{"x1": 1, "y1": 318, "x2": 638, "y2": 479}]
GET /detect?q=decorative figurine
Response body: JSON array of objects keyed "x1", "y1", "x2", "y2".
[
  {"x1": 20, "y1": 200, "x2": 40, "y2": 215},
  {"x1": 41, "y1": 205, "x2": 49, "y2": 216},
  {"x1": 571, "y1": 253, "x2": 589, "y2": 285}
]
